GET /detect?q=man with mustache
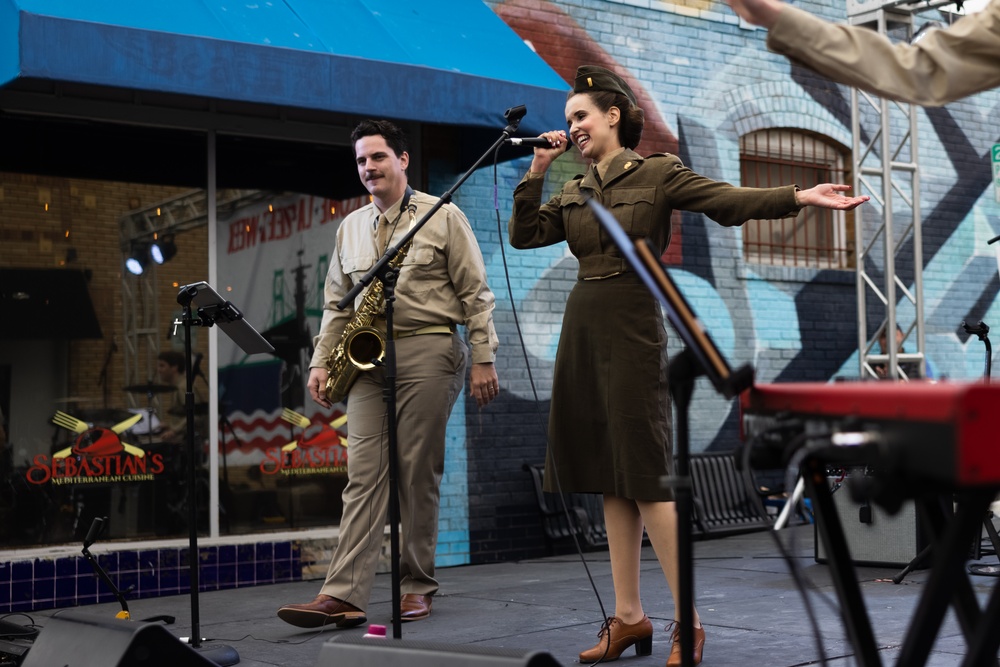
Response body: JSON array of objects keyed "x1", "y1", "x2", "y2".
[{"x1": 277, "y1": 119, "x2": 499, "y2": 628}]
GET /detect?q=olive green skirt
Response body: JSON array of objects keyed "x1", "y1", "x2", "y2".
[{"x1": 543, "y1": 272, "x2": 674, "y2": 501}]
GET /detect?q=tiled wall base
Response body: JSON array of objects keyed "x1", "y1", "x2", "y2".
[
  {"x1": 0, "y1": 531, "x2": 394, "y2": 614},
  {"x1": 0, "y1": 541, "x2": 297, "y2": 614}
]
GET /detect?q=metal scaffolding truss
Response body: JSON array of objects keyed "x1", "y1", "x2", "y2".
[
  {"x1": 846, "y1": 0, "x2": 956, "y2": 380},
  {"x1": 118, "y1": 188, "x2": 271, "y2": 405}
]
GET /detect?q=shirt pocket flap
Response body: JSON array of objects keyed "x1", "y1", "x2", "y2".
[
  {"x1": 604, "y1": 187, "x2": 656, "y2": 236},
  {"x1": 341, "y1": 252, "x2": 377, "y2": 275},
  {"x1": 606, "y1": 187, "x2": 655, "y2": 208},
  {"x1": 401, "y1": 245, "x2": 434, "y2": 267},
  {"x1": 559, "y1": 192, "x2": 590, "y2": 209}
]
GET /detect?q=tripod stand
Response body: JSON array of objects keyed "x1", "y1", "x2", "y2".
[
  {"x1": 963, "y1": 320, "x2": 1000, "y2": 577},
  {"x1": 174, "y1": 282, "x2": 273, "y2": 665},
  {"x1": 892, "y1": 319, "x2": 1000, "y2": 584}
]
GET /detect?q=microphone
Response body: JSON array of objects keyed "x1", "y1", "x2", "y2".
[{"x1": 504, "y1": 137, "x2": 553, "y2": 148}]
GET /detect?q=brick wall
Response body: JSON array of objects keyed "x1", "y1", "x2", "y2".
[
  {"x1": 3, "y1": 0, "x2": 998, "y2": 568},
  {"x1": 465, "y1": 0, "x2": 1000, "y2": 563},
  {"x1": 0, "y1": 174, "x2": 202, "y2": 406}
]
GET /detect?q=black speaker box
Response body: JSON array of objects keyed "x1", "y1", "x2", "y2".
[
  {"x1": 21, "y1": 612, "x2": 215, "y2": 667},
  {"x1": 317, "y1": 634, "x2": 563, "y2": 666}
]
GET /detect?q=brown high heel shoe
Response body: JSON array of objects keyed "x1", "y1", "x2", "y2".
[
  {"x1": 665, "y1": 621, "x2": 705, "y2": 667},
  {"x1": 578, "y1": 615, "x2": 653, "y2": 663}
]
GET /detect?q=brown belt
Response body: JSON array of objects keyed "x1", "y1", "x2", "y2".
[{"x1": 393, "y1": 323, "x2": 456, "y2": 339}]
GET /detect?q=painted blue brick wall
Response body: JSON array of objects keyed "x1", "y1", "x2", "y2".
[
  {"x1": 448, "y1": 0, "x2": 1000, "y2": 563},
  {"x1": 392, "y1": 0, "x2": 1000, "y2": 565}
]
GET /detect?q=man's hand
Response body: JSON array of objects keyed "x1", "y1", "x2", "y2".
[
  {"x1": 308, "y1": 367, "x2": 332, "y2": 408},
  {"x1": 727, "y1": 0, "x2": 785, "y2": 28},
  {"x1": 470, "y1": 362, "x2": 499, "y2": 408}
]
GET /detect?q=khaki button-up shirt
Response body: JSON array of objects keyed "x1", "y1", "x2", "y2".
[
  {"x1": 311, "y1": 189, "x2": 498, "y2": 367},
  {"x1": 768, "y1": 2, "x2": 1000, "y2": 106}
]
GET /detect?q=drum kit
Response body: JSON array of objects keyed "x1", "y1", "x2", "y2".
[
  {"x1": 38, "y1": 383, "x2": 209, "y2": 540},
  {"x1": 4, "y1": 373, "x2": 219, "y2": 544},
  {"x1": 122, "y1": 382, "x2": 177, "y2": 444}
]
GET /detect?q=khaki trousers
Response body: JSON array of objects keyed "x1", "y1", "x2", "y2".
[{"x1": 319, "y1": 332, "x2": 467, "y2": 610}]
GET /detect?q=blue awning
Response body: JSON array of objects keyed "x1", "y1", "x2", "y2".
[{"x1": 0, "y1": 0, "x2": 569, "y2": 134}]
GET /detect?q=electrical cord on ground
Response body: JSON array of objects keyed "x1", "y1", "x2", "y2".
[
  {"x1": 0, "y1": 613, "x2": 40, "y2": 638},
  {"x1": 738, "y1": 427, "x2": 863, "y2": 667},
  {"x1": 490, "y1": 153, "x2": 612, "y2": 665}
]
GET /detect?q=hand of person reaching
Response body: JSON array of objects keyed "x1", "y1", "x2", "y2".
[
  {"x1": 727, "y1": 0, "x2": 785, "y2": 28},
  {"x1": 795, "y1": 184, "x2": 870, "y2": 210}
]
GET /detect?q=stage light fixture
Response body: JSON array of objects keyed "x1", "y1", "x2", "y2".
[
  {"x1": 125, "y1": 242, "x2": 150, "y2": 275},
  {"x1": 151, "y1": 234, "x2": 178, "y2": 264}
]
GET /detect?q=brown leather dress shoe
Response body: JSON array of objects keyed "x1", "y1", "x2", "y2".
[
  {"x1": 578, "y1": 615, "x2": 653, "y2": 663},
  {"x1": 399, "y1": 593, "x2": 432, "y2": 622},
  {"x1": 665, "y1": 621, "x2": 705, "y2": 667},
  {"x1": 276, "y1": 594, "x2": 367, "y2": 629}
]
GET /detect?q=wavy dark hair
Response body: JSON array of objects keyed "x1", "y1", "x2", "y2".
[
  {"x1": 350, "y1": 119, "x2": 409, "y2": 158},
  {"x1": 157, "y1": 350, "x2": 186, "y2": 372},
  {"x1": 570, "y1": 90, "x2": 645, "y2": 150}
]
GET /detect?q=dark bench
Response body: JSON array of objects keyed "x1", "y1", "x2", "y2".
[
  {"x1": 524, "y1": 463, "x2": 607, "y2": 554},
  {"x1": 525, "y1": 451, "x2": 769, "y2": 554},
  {"x1": 689, "y1": 451, "x2": 771, "y2": 537}
]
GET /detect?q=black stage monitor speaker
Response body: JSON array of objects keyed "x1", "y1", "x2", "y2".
[
  {"x1": 21, "y1": 612, "x2": 215, "y2": 667},
  {"x1": 317, "y1": 634, "x2": 563, "y2": 666}
]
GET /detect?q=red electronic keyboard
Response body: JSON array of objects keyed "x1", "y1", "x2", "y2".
[
  {"x1": 740, "y1": 381, "x2": 1000, "y2": 489},
  {"x1": 741, "y1": 380, "x2": 1000, "y2": 667}
]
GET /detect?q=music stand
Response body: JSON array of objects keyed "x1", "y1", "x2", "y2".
[
  {"x1": 175, "y1": 281, "x2": 274, "y2": 666},
  {"x1": 586, "y1": 199, "x2": 753, "y2": 667}
]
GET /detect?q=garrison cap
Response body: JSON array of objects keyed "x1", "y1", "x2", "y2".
[{"x1": 573, "y1": 65, "x2": 637, "y2": 107}]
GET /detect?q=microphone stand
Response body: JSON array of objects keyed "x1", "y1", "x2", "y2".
[
  {"x1": 666, "y1": 349, "x2": 698, "y2": 667},
  {"x1": 962, "y1": 321, "x2": 1000, "y2": 577},
  {"x1": 338, "y1": 105, "x2": 530, "y2": 639}
]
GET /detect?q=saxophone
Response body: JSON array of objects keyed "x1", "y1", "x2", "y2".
[{"x1": 324, "y1": 230, "x2": 414, "y2": 403}]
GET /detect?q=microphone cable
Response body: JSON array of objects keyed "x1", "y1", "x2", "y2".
[
  {"x1": 737, "y1": 426, "x2": 874, "y2": 667},
  {"x1": 488, "y1": 148, "x2": 613, "y2": 664}
]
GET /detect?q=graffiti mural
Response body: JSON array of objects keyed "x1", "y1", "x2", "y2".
[{"x1": 476, "y1": 0, "x2": 1000, "y2": 463}]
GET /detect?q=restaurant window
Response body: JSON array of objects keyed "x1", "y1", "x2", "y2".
[
  {"x1": 0, "y1": 174, "x2": 355, "y2": 547},
  {"x1": 740, "y1": 129, "x2": 854, "y2": 269}
]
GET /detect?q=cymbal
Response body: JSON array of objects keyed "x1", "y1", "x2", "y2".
[
  {"x1": 72, "y1": 408, "x2": 138, "y2": 424},
  {"x1": 168, "y1": 403, "x2": 209, "y2": 417},
  {"x1": 123, "y1": 383, "x2": 176, "y2": 395}
]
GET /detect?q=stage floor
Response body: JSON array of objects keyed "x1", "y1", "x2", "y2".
[{"x1": 19, "y1": 524, "x2": 1000, "y2": 666}]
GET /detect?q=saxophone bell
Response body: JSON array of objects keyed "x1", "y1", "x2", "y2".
[{"x1": 344, "y1": 326, "x2": 386, "y2": 370}]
